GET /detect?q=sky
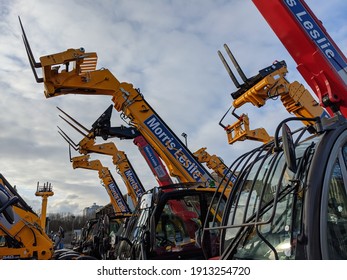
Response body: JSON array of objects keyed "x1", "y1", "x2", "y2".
[{"x1": 0, "y1": 0, "x2": 346, "y2": 216}]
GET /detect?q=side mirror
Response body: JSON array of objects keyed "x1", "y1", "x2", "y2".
[
  {"x1": 282, "y1": 123, "x2": 297, "y2": 173},
  {"x1": 0, "y1": 190, "x2": 18, "y2": 224},
  {"x1": 140, "y1": 193, "x2": 153, "y2": 210}
]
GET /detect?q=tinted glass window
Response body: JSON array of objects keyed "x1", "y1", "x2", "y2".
[
  {"x1": 0, "y1": 236, "x2": 6, "y2": 247},
  {"x1": 231, "y1": 190, "x2": 296, "y2": 260},
  {"x1": 326, "y1": 159, "x2": 347, "y2": 259},
  {"x1": 223, "y1": 152, "x2": 294, "y2": 252},
  {"x1": 219, "y1": 137, "x2": 315, "y2": 260},
  {"x1": 154, "y1": 195, "x2": 201, "y2": 256}
]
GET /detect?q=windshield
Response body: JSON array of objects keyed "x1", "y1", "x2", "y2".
[{"x1": 220, "y1": 136, "x2": 319, "y2": 259}]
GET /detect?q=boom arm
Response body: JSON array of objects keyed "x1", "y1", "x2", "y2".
[
  {"x1": 90, "y1": 105, "x2": 174, "y2": 186},
  {"x1": 133, "y1": 135, "x2": 173, "y2": 186},
  {"x1": 252, "y1": 0, "x2": 347, "y2": 117},
  {"x1": 58, "y1": 126, "x2": 145, "y2": 207},
  {"x1": 71, "y1": 155, "x2": 131, "y2": 214},
  {"x1": 193, "y1": 147, "x2": 235, "y2": 187},
  {"x1": 231, "y1": 61, "x2": 324, "y2": 122},
  {"x1": 20, "y1": 20, "x2": 215, "y2": 186},
  {"x1": 218, "y1": 45, "x2": 324, "y2": 145}
]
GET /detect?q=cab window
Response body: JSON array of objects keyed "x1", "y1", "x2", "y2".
[
  {"x1": 154, "y1": 195, "x2": 200, "y2": 256},
  {"x1": 0, "y1": 235, "x2": 6, "y2": 247},
  {"x1": 325, "y1": 153, "x2": 347, "y2": 259}
]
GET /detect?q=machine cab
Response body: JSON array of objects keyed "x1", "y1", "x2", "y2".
[
  {"x1": 115, "y1": 183, "x2": 226, "y2": 260},
  {"x1": 204, "y1": 118, "x2": 347, "y2": 260}
]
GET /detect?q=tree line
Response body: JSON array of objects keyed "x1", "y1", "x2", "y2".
[{"x1": 47, "y1": 212, "x2": 90, "y2": 234}]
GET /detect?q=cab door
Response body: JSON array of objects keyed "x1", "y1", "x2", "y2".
[{"x1": 319, "y1": 129, "x2": 347, "y2": 259}]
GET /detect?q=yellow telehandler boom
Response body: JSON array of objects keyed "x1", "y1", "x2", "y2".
[
  {"x1": 20, "y1": 18, "x2": 215, "y2": 187},
  {"x1": 218, "y1": 44, "x2": 325, "y2": 145},
  {"x1": 193, "y1": 147, "x2": 235, "y2": 188},
  {"x1": 70, "y1": 154, "x2": 131, "y2": 214},
  {"x1": 58, "y1": 121, "x2": 145, "y2": 207}
]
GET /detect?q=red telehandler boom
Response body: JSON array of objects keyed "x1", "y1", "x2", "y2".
[{"x1": 252, "y1": 0, "x2": 347, "y2": 117}]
